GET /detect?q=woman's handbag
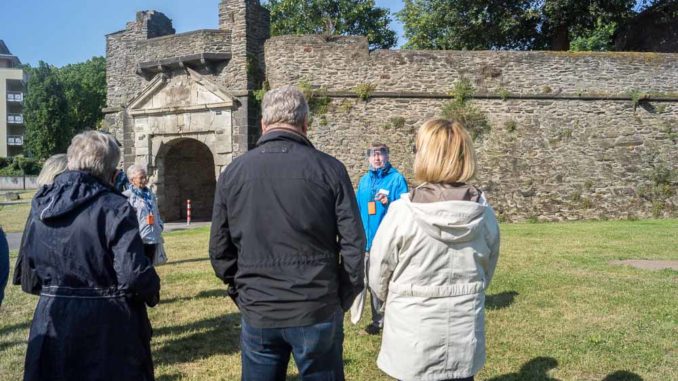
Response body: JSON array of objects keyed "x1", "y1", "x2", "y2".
[{"x1": 153, "y1": 238, "x2": 168, "y2": 266}]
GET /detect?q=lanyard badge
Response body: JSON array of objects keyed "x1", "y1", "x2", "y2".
[{"x1": 367, "y1": 201, "x2": 377, "y2": 215}]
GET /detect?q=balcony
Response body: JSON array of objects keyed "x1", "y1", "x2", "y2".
[
  {"x1": 7, "y1": 92, "x2": 23, "y2": 102},
  {"x1": 7, "y1": 114, "x2": 23, "y2": 124},
  {"x1": 7, "y1": 135, "x2": 24, "y2": 146}
]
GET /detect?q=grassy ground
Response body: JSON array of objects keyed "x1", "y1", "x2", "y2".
[
  {"x1": 1, "y1": 220, "x2": 676, "y2": 380},
  {"x1": 0, "y1": 190, "x2": 35, "y2": 232}
]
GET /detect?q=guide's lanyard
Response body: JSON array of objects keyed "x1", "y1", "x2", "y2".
[
  {"x1": 134, "y1": 187, "x2": 155, "y2": 225},
  {"x1": 368, "y1": 174, "x2": 378, "y2": 215}
]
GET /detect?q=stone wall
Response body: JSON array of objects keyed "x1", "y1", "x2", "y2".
[
  {"x1": 105, "y1": 1, "x2": 270, "y2": 170},
  {"x1": 265, "y1": 36, "x2": 678, "y2": 221}
]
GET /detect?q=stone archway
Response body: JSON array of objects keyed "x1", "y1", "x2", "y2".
[{"x1": 156, "y1": 138, "x2": 216, "y2": 222}]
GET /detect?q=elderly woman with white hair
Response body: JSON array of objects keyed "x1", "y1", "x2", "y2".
[
  {"x1": 16, "y1": 130, "x2": 160, "y2": 381},
  {"x1": 123, "y1": 164, "x2": 165, "y2": 265}
]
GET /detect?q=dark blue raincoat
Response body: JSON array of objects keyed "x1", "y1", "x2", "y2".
[{"x1": 14, "y1": 170, "x2": 160, "y2": 381}]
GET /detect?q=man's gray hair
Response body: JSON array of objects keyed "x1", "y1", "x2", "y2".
[
  {"x1": 126, "y1": 164, "x2": 146, "y2": 180},
  {"x1": 261, "y1": 85, "x2": 309, "y2": 129},
  {"x1": 67, "y1": 131, "x2": 120, "y2": 182}
]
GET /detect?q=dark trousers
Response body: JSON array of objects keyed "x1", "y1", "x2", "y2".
[
  {"x1": 240, "y1": 308, "x2": 345, "y2": 381},
  {"x1": 143, "y1": 244, "x2": 156, "y2": 262}
]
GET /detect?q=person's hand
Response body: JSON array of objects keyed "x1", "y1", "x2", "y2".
[{"x1": 376, "y1": 193, "x2": 389, "y2": 205}]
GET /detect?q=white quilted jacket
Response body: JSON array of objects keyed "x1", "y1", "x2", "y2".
[{"x1": 368, "y1": 193, "x2": 500, "y2": 381}]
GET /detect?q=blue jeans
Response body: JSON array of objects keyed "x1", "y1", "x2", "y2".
[
  {"x1": 0, "y1": 227, "x2": 9, "y2": 306},
  {"x1": 240, "y1": 308, "x2": 345, "y2": 381}
]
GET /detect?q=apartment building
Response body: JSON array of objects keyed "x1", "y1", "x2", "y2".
[{"x1": 0, "y1": 40, "x2": 25, "y2": 158}]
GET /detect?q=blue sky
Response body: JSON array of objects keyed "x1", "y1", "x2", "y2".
[{"x1": 0, "y1": 0, "x2": 405, "y2": 67}]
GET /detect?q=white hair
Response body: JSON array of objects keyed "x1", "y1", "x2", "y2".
[
  {"x1": 66, "y1": 131, "x2": 120, "y2": 182},
  {"x1": 261, "y1": 85, "x2": 309, "y2": 129},
  {"x1": 37, "y1": 154, "x2": 68, "y2": 186},
  {"x1": 126, "y1": 164, "x2": 146, "y2": 180}
]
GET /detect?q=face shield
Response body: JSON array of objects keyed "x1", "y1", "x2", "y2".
[{"x1": 366, "y1": 147, "x2": 389, "y2": 170}]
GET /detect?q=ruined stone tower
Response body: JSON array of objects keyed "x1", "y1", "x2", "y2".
[{"x1": 104, "y1": 0, "x2": 269, "y2": 221}]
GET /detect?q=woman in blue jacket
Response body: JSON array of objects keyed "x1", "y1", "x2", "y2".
[{"x1": 355, "y1": 142, "x2": 408, "y2": 334}]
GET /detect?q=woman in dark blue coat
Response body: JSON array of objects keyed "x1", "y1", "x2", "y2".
[{"x1": 15, "y1": 131, "x2": 161, "y2": 381}]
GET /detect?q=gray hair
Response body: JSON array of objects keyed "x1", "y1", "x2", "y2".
[
  {"x1": 37, "y1": 154, "x2": 68, "y2": 186},
  {"x1": 261, "y1": 85, "x2": 309, "y2": 129},
  {"x1": 126, "y1": 164, "x2": 146, "y2": 180},
  {"x1": 67, "y1": 131, "x2": 120, "y2": 182}
]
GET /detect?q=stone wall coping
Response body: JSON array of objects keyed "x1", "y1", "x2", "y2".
[
  {"x1": 139, "y1": 29, "x2": 230, "y2": 43},
  {"x1": 265, "y1": 35, "x2": 678, "y2": 62},
  {"x1": 307, "y1": 91, "x2": 678, "y2": 102}
]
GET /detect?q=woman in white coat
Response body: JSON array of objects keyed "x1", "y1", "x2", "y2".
[{"x1": 369, "y1": 119, "x2": 500, "y2": 381}]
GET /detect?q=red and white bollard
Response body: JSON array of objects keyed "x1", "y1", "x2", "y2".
[{"x1": 186, "y1": 199, "x2": 192, "y2": 226}]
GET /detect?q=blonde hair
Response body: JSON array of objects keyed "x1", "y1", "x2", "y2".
[
  {"x1": 414, "y1": 119, "x2": 476, "y2": 184},
  {"x1": 37, "y1": 154, "x2": 68, "y2": 186}
]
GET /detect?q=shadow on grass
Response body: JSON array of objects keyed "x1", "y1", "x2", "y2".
[
  {"x1": 153, "y1": 313, "x2": 241, "y2": 366},
  {"x1": 0, "y1": 340, "x2": 24, "y2": 352},
  {"x1": 156, "y1": 373, "x2": 182, "y2": 381},
  {"x1": 486, "y1": 291, "x2": 518, "y2": 310},
  {"x1": 165, "y1": 257, "x2": 210, "y2": 266},
  {"x1": 0, "y1": 320, "x2": 30, "y2": 336},
  {"x1": 602, "y1": 371, "x2": 643, "y2": 381},
  {"x1": 158, "y1": 289, "x2": 226, "y2": 305},
  {"x1": 487, "y1": 356, "x2": 560, "y2": 380}
]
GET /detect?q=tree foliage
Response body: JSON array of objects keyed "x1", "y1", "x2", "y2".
[
  {"x1": 398, "y1": 0, "x2": 541, "y2": 50},
  {"x1": 22, "y1": 57, "x2": 106, "y2": 160},
  {"x1": 58, "y1": 56, "x2": 107, "y2": 132},
  {"x1": 23, "y1": 62, "x2": 72, "y2": 160},
  {"x1": 398, "y1": 0, "x2": 645, "y2": 51},
  {"x1": 264, "y1": 0, "x2": 397, "y2": 49}
]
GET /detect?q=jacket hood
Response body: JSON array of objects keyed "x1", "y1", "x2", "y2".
[
  {"x1": 32, "y1": 171, "x2": 112, "y2": 221},
  {"x1": 401, "y1": 194, "x2": 487, "y2": 243}
]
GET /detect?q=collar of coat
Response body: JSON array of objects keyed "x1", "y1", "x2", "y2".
[
  {"x1": 257, "y1": 129, "x2": 315, "y2": 149},
  {"x1": 369, "y1": 162, "x2": 392, "y2": 177}
]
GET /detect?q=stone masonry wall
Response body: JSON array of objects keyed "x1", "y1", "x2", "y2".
[
  {"x1": 265, "y1": 36, "x2": 678, "y2": 221},
  {"x1": 105, "y1": 1, "x2": 269, "y2": 168}
]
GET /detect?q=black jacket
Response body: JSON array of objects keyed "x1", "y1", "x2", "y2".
[
  {"x1": 209, "y1": 130, "x2": 365, "y2": 328},
  {"x1": 14, "y1": 171, "x2": 160, "y2": 381}
]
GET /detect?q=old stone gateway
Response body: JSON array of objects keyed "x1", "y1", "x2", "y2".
[{"x1": 104, "y1": 0, "x2": 677, "y2": 222}]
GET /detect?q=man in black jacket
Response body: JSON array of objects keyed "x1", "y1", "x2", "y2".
[{"x1": 209, "y1": 85, "x2": 365, "y2": 381}]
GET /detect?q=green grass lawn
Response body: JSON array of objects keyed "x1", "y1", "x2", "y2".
[
  {"x1": 0, "y1": 190, "x2": 35, "y2": 232},
  {"x1": 1, "y1": 220, "x2": 676, "y2": 380}
]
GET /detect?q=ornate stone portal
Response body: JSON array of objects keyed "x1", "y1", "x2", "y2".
[
  {"x1": 126, "y1": 69, "x2": 234, "y2": 220},
  {"x1": 104, "y1": 0, "x2": 269, "y2": 221}
]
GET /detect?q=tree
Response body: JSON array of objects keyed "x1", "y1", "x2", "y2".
[
  {"x1": 398, "y1": 0, "x2": 540, "y2": 50},
  {"x1": 23, "y1": 62, "x2": 72, "y2": 160},
  {"x1": 570, "y1": 18, "x2": 618, "y2": 51},
  {"x1": 398, "y1": 0, "x2": 637, "y2": 51},
  {"x1": 264, "y1": 0, "x2": 397, "y2": 49},
  {"x1": 58, "y1": 56, "x2": 107, "y2": 132}
]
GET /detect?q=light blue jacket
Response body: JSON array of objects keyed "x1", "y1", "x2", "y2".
[{"x1": 356, "y1": 163, "x2": 408, "y2": 252}]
